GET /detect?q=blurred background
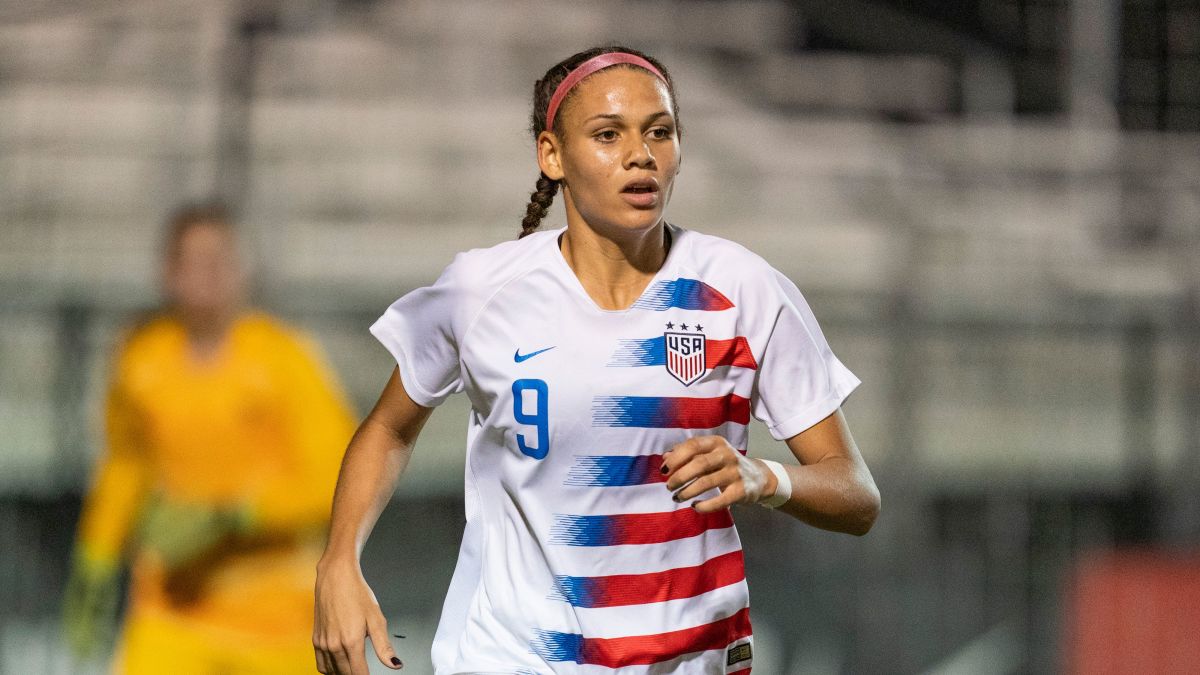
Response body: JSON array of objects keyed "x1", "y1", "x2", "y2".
[{"x1": 1, "y1": 0, "x2": 1198, "y2": 673}]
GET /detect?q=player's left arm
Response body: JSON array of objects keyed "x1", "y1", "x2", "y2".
[
  {"x1": 663, "y1": 409, "x2": 880, "y2": 535},
  {"x1": 771, "y1": 408, "x2": 879, "y2": 534}
]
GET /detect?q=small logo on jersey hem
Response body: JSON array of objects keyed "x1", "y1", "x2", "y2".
[
  {"x1": 665, "y1": 326, "x2": 705, "y2": 386},
  {"x1": 515, "y1": 346, "x2": 556, "y2": 363},
  {"x1": 727, "y1": 642, "x2": 752, "y2": 666}
]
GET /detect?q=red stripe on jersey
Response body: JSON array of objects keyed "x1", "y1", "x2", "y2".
[
  {"x1": 582, "y1": 607, "x2": 753, "y2": 668},
  {"x1": 592, "y1": 394, "x2": 751, "y2": 430},
  {"x1": 670, "y1": 394, "x2": 751, "y2": 428},
  {"x1": 706, "y1": 337, "x2": 758, "y2": 370},
  {"x1": 567, "y1": 550, "x2": 746, "y2": 608},
  {"x1": 605, "y1": 508, "x2": 734, "y2": 546}
]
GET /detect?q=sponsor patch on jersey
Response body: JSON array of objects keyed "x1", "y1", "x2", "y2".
[
  {"x1": 665, "y1": 331, "x2": 706, "y2": 386},
  {"x1": 726, "y1": 642, "x2": 752, "y2": 667}
]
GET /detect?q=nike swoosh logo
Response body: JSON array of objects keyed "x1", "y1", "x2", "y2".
[{"x1": 514, "y1": 346, "x2": 556, "y2": 363}]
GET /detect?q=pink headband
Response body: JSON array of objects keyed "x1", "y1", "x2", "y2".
[{"x1": 545, "y1": 52, "x2": 667, "y2": 132}]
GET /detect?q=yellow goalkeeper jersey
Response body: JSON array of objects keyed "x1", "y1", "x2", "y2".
[{"x1": 76, "y1": 311, "x2": 355, "y2": 641}]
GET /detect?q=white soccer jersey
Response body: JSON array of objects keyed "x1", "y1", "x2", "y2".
[{"x1": 370, "y1": 224, "x2": 860, "y2": 675}]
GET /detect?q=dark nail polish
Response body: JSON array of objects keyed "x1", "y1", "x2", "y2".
[
  {"x1": 660, "y1": 465, "x2": 669, "y2": 474},
  {"x1": 391, "y1": 657, "x2": 402, "y2": 667}
]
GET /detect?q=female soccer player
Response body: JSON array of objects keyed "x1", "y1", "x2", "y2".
[
  {"x1": 65, "y1": 204, "x2": 357, "y2": 674},
  {"x1": 313, "y1": 46, "x2": 880, "y2": 675}
]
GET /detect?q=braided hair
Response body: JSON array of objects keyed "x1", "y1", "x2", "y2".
[{"x1": 519, "y1": 45, "x2": 680, "y2": 239}]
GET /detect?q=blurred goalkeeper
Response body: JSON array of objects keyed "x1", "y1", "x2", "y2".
[{"x1": 63, "y1": 203, "x2": 356, "y2": 674}]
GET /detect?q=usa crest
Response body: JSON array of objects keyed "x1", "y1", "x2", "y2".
[{"x1": 664, "y1": 331, "x2": 706, "y2": 386}]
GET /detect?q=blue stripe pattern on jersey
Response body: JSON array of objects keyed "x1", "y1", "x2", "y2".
[
  {"x1": 548, "y1": 574, "x2": 599, "y2": 607},
  {"x1": 565, "y1": 455, "x2": 662, "y2": 487},
  {"x1": 548, "y1": 514, "x2": 617, "y2": 546},
  {"x1": 592, "y1": 395, "x2": 673, "y2": 427},
  {"x1": 630, "y1": 278, "x2": 734, "y2": 311},
  {"x1": 607, "y1": 337, "x2": 664, "y2": 367},
  {"x1": 531, "y1": 630, "x2": 585, "y2": 663}
]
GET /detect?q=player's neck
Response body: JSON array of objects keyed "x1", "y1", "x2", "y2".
[
  {"x1": 175, "y1": 306, "x2": 239, "y2": 363},
  {"x1": 559, "y1": 221, "x2": 670, "y2": 311}
]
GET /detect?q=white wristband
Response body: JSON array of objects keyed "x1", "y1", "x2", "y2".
[{"x1": 758, "y1": 460, "x2": 792, "y2": 509}]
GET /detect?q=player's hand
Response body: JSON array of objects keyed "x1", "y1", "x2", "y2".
[
  {"x1": 137, "y1": 496, "x2": 252, "y2": 570},
  {"x1": 62, "y1": 551, "x2": 120, "y2": 661},
  {"x1": 662, "y1": 436, "x2": 777, "y2": 512},
  {"x1": 313, "y1": 557, "x2": 402, "y2": 674}
]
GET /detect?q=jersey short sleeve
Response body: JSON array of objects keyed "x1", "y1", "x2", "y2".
[
  {"x1": 370, "y1": 256, "x2": 470, "y2": 407},
  {"x1": 750, "y1": 267, "x2": 861, "y2": 440}
]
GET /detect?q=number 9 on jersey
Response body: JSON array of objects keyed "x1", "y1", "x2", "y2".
[{"x1": 512, "y1": 379, "x2": 549, "y2": 459}]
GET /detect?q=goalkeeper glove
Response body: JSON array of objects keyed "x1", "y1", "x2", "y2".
[
  {"x1": 62, "y1": 551, "x2": 120, "y2": 660},
  {"x1": 137, "y1": 497, "x2": 254, "y2": 570}
]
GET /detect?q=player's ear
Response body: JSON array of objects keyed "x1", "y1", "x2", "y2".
[{"x1": 537, "y1": 131, "x2": 565, "y2": 181}]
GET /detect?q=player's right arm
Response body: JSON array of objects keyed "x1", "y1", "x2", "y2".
[
  {"x1": 64, "y1": 332, "x2": 151, "y2": 660},
  {"x1": 314, "y1": 366, "x2": 433, "y2": 675}
]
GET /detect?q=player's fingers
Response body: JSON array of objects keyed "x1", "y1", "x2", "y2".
[
  {"x1": 314, "y1": 631, "x2": 338, "y2": 674},
  {"x1": 314, "y1": 647, "x2": 331, "y2": 674},
  {"x1": 367, "y1": 612, "x2": 403, "y2": 669},
  {"x1": 329, "y1": 645, "x2": 354, "y2": 675},
  {"x1": 660, "y1": 444, "x2": 694, "y2": 477},
  {"x1": 329, "y1": 646, "x2": 351, "y2": 675},
  {"x1": 344, "y1": 637, "x2": 371, "y2": 675},
  {"x1": 323, "y1": 633, "x2": 359, "y2": 675},
  {"x1": 663, "y1": 435, "x2": 723, "y2": 468},
  {"x1": 661, "y1": 435, "x2": 713, "y2": 474},
  {"x1": 665, "y1": 446, "x2": 726, "y2": 491},
  {"x1": 673, "y1": 466, "x2": 735, "y2": 503},
  {"x1": 693, "y1": 482, "x2": 743, "y2": 513},
  {"x1": 316, "y1": 636, "x2": 351, "y2": 675},
  {"x1": 312, "y1": 619, "x2": 326, "y2": 671}
]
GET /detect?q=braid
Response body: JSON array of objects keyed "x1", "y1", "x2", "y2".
[{"x1": 520, "y1": 174, "x2": 559, "y2": 238}]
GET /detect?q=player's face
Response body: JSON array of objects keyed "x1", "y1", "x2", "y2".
[
  {"x1": 543, "y1": 67, "x2": 680, "y2": 237},
  {"x1": 163, "y1": 222, "x2": 244, "y2": 318}
]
